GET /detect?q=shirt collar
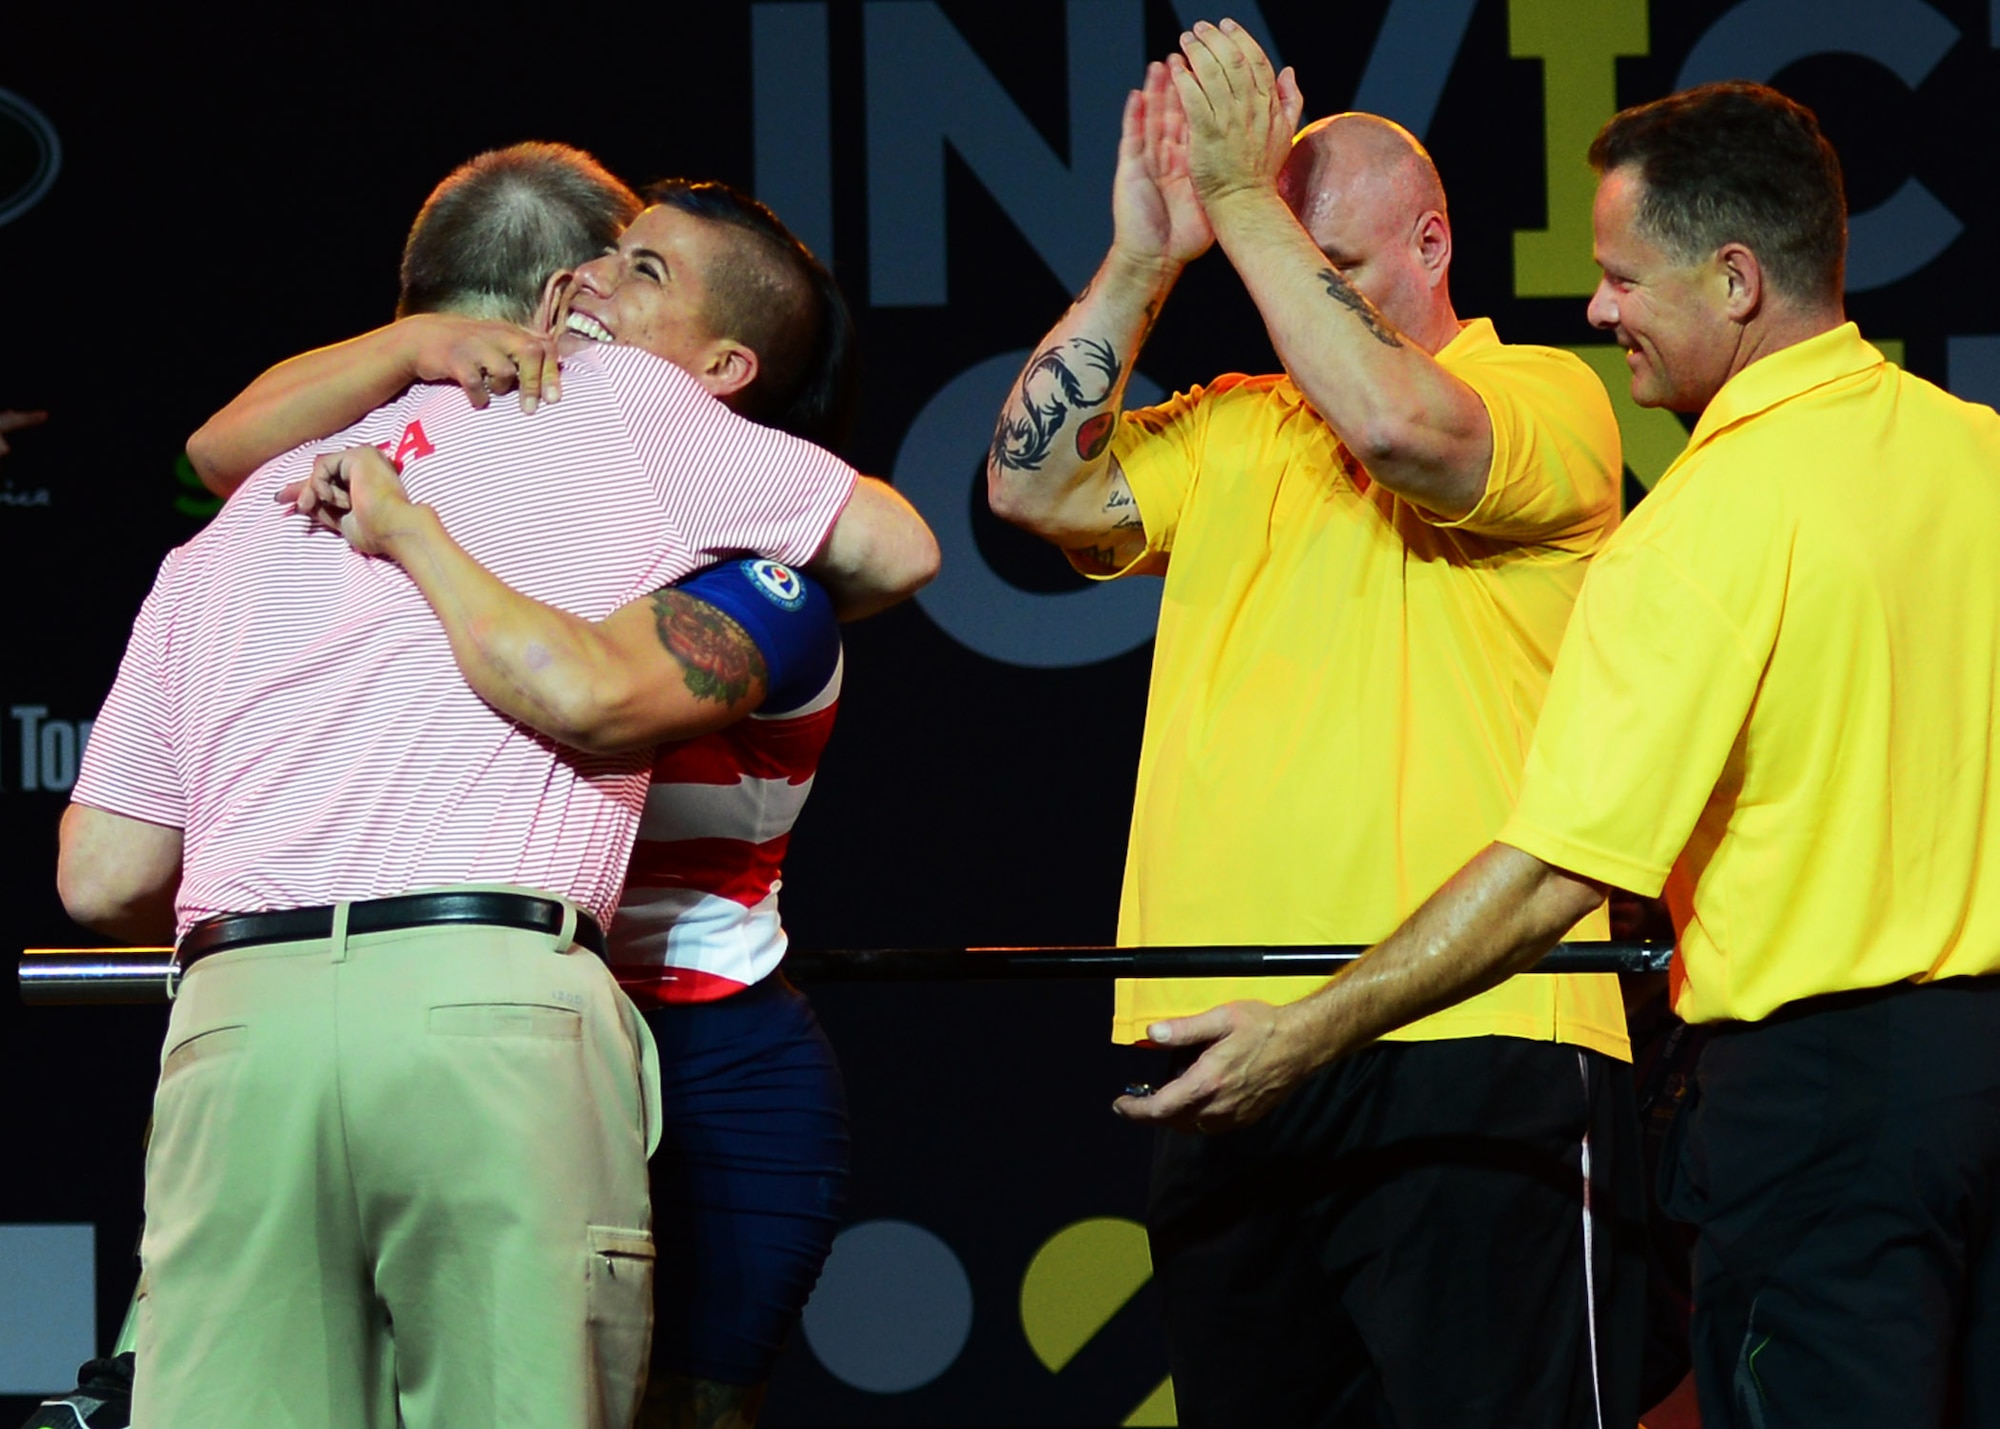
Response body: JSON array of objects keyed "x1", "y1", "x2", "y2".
[
  {"x1": 1684, "y1": 322, "x2": 1883, "y2": 456},
  {"x1": 1439, "y1": 316, "x2": 1499, "y2": 360}
]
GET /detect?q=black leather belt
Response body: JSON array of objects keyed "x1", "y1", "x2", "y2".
[{"x1": 177, "y1": 892, "x2": 606, "y2": 970}]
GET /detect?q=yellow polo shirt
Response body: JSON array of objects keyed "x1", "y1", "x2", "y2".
[
  {"x1": 1502, "y1": 324, "x2": 2000, "y2": 1024},
  {"x1": 1099, "y1": 318, "x2": 1628, "y2": 1057}
]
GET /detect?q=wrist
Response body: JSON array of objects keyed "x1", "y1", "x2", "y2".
[
  {"x1": 377, "y1": 500, "x2": 442, "y2": 560},
  {"x1": 1277, "y1": 986, "x2": 1346, "y2": 1075},
  {"x1": 391, "y1": 313, "x2": 442, "y2": 382},
  {"x1": 1199, "y1": 181, "x2": 1286, "y2": 237},
  {"x1": 1101, "y1": 244, "x2": 1184, "y2": 299}
]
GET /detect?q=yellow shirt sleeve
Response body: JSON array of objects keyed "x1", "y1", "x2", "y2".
[
  {"x1": 1502, "y1": 470, "x2": 1788, "y2": 895},
  {"x1": 1071, "y1": 381, "x2": 1230, "y2": 578},
  {"x1": 1427, "y1": 343, "x2": 1622, "y2": 549}
]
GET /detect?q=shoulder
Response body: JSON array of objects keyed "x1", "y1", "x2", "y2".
[
  {"x1": 1121, "y1": 371, "x2": 1315, "y2": 441},
  {"x1": 1448, "y1": 332, "x2": 1611, "y2": 414},
  {"x1": 680, "y1": 559, "x2": 841, "y2": 713},
  {"x1": 592, "y1": 343, "x2": 715, "y2": 408}
]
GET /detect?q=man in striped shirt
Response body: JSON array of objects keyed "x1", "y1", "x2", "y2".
[
  {"x1": 253, "y1": 169, "x2": 894, "y2": 1429},
  {"x1": 57, "y1": 148, "x2": 933, "y2": 1429}
]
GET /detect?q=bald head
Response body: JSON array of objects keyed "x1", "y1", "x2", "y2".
[{"x1": 1277, "y1": 114, "x2": 1458, "y2": 348}]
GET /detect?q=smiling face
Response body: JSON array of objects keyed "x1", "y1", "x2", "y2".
[
  {"x1": 556, "y1": 204, "x2": 732, "y2": 373},
  {"x1": 1586, "y1": 166, "x2": 1739, "y2": 413}
]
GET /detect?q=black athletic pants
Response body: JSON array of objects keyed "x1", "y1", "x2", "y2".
[
  {"x1": 1663, "y1": 976, "x2": 2000, "y2": 1428},
  {"x1": 1148, "y1": 1037, "x2": 1645, "y2": 1428}
]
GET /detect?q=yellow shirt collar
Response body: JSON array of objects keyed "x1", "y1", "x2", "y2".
[
  {"x1": 1440, "y1": 316, "x2": 1501, "y2": 360},
  {"x1": 1685, "y1": 322, "x2": 1883, "y2": 454}
]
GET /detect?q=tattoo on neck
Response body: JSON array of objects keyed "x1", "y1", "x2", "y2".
[
  {"x1": 990, "y1": 337, "x2": 1122, "y2": 473},
  {"x1": 649, "y1": 589, "x2": 766, "y2": 705},
  {"x1": 1315, "y1": 268, "x2": 1404, "y2": 349}
]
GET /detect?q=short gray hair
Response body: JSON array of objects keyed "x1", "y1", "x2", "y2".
[{"x1": 397, "y1": 143, "x2": 640, "y2": 322}]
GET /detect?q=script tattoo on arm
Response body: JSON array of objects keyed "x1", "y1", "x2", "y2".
[
  {"x1": 990, "y1": 337, "x2": 1122, "y2": 473},
  {"x1": 1065, "y1": 542, "x2": 1126, "y2": 575},
  {"x1": 1065, "y1": 474, "x2": 1146, "y2": 574},
  {"x1": 1316, "y1": 267, "x2": 1405, "y2": 349},
  {"x1": 648, "y1": 589, "x2": 767, "y2": 705}
]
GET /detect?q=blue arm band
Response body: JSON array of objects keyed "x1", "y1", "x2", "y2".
[{"x1": 673, "y1": 560, "x2": 840, "y2": 714}]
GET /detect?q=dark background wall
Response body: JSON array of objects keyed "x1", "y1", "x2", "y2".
[{"x1": 4, "y1": 1, "x2": 1998, "y2": 1422}]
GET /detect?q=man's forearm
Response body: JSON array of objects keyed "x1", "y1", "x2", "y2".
[
  {"x1": 1202, "y1": 188, "x2": 1491, "y2": 517},
  {"x1": 1278, "y1": 842, "x2": 1608, "y2": 1070},
  {"x1": 187, "y1": 325, "x2": 421, "y2": 496},
  {"x1": 984, "y1": 248, "x2": 1176, "y2": 546}
]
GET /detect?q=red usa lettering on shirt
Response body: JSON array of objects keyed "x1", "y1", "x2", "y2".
[{"x1": 372, "y1": 420, "x2": 437, "y2": 471}]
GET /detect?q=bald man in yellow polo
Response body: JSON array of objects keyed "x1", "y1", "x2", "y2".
[{"x1": 989, "y1": 25, "x2": 1641, "y2": 1428}]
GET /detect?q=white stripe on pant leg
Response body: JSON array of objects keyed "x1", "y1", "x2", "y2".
[{"x1": 1578, "y1": 1049, "x2": 1605, "y2": 1429}]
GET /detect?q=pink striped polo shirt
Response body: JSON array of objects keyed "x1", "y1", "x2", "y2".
[{"x1": 72, "y1": 345, "x2": 856, "y2": 935}]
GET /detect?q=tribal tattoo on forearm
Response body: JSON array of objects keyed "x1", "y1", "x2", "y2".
[
  {"x1": 1316, "y1": 268, "x2": 1404, "y2": 349},
  {"x1": 649, "y1": 590, "x2": 766, "y2": 705},
  {"x1": 990, "y1": 336, "x2": 1122, "y2": 472}
]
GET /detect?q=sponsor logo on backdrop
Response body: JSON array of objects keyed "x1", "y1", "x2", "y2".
[
  {"x1": 0, "y1": 87, "x2": 60, "y2": 227},
  {"x1": 8, "y1": 706, "x2": 93, "y2": 793},
  {"x1": 0, "y1": 479, "x2": 50, "y2": 508}
]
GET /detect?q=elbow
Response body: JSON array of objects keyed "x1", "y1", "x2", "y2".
[
  {"x1": 56, "y1": 864, "x2": 113, "y2": 934},
  {"x1": 537, "y1": 679, "x2": 638, "y2": 757},
  {"x1": 537, "y1": 660, "x2": 700, "y2": 757},
  {"x1": 57, "y1": 855, "x2": 151, "y2": 939},
  {"x1": 903, "y1": 523, "x2": 943, "y2": 596},
  {"x1": 985, "y1": 463, "x2": 1051, "y2": 537},
  {"x1": 184, "y1": 427, "x2": 235, "y2": 499},
  {"x1": 985, "y1": 463, "x2": 1026, "y2": 526},
  {"x1": 1345, "y1": 415, "x2": 1410, "y2": 471},
  {"x1": 860, "y1": 520, "x2": 940, "y2": 616}
]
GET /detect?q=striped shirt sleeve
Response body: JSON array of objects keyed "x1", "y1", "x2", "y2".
[
  {"x1": 602, "y1": 347, "x2": 857, "y2": 567},
  {"x1": 72, "y1": 550, "x2": 188, "y2": 828}
]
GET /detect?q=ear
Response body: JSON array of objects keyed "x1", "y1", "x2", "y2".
[
  {"x1": 695, "y1": 340, "x2": 761, "y2": 404},
  {"x1": 535, "y1": 270, "x2": 574, "y2": 337},
  {"x1": 1716, "y1": 242, "x2": 1763, "y2": 323},
  {"x1": 1414, "y1": 210, "x2": 1451, "y2": 289}
]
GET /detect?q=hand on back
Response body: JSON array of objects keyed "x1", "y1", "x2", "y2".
[
  {"x1": 280, "y1": 445, "x2": 420, "y2": 557},
  {"x1": 399, "y1": 313, "x2": 564, "y2": 415}
]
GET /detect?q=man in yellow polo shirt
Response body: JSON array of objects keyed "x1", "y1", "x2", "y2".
[
  {"x1": 988, "y1": 25, "x2": 1639, "y2": 1427},
  {"x1": 1135, "y1": 80, "x2": 2000, "y2": 1428}
]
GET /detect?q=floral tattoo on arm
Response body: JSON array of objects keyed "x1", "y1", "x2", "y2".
[{"x1": 649, "y1": 590, "x2": 767, "y2": 705}]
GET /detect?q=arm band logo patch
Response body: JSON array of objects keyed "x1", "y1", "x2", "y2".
[{"x1": 747, "y1": 559, "x2": 808, "y2": 611}]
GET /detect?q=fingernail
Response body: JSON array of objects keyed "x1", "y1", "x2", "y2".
[{"x1": 1150, "y1": 1023, "x2": 1172, "y2": 1044}]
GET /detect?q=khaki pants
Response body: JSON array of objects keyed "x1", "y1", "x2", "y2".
[{"x1": 132, "y1": 901, "x2": 660, "y2": 1428}]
